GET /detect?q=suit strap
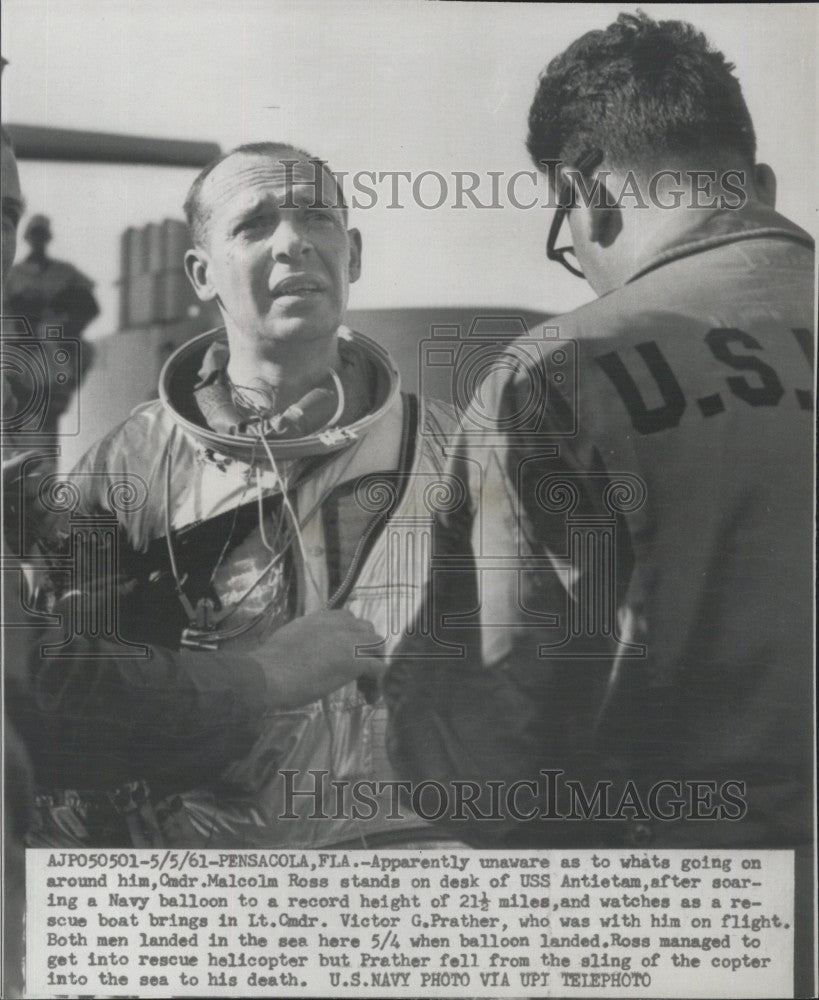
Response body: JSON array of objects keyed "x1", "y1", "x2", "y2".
[{"x1": 324, "y1": 392, "x2": 419, "y2": 607}]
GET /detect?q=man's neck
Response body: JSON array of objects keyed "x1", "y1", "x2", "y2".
[{"x1": 224, "y1": 330, "x2": 341, "y2": 413}]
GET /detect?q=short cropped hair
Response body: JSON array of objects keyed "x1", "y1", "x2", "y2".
[
  {"x1": 527, "y1": 10, "x2": 756, "y2": 175},
  {"x1": 183, "y1": 142, "x2": 348, "y2": 246}
]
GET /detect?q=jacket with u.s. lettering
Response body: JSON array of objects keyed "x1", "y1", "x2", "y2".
[{"x1": 386, "y1": 200, "x2": 815, "y2": 849}]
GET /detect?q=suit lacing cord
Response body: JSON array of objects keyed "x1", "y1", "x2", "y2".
[
  {"x1": 163, "y1": 427, "x2": 290, "y2": 651},
  {"x1": 160, "y1": 376, "x2": 374, "y2": 848},
  {"x1": 250, "y1": 395, "x2": 374, "y2": 850},
  {"x1": 162, "y1": 369, "x2": 340, "y2": 651}
]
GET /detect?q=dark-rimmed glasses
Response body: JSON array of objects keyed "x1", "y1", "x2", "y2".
[{"x1": 546, "y1": 147, "x2": 604, "y2": 278}]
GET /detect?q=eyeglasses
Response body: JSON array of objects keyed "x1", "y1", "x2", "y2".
[{"x1": 546, "y1": 148, "x2": 604, "y2": 278}]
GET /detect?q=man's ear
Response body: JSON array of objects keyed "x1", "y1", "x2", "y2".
[
  {"x1": 587, "y1": 177, "x2": 621, "y2": 249},
  {"x1": 347, "y1": 228, "x2": 362, "y2": 284},
  {"x1": 184, "y1": 247, "x2": 218, "y2": 302},
  {"x1": 754, "y1": 163, "x2": 777, "y2": 208},
  {"x1": 570, "y1": 183, "x2": 622, "y2": 251}
]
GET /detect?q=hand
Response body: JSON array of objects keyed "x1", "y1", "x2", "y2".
[{"x1": 252, "y1": 609, "x2": 385, "y2": 710}]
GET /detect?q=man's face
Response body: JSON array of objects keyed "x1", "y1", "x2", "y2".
[
  {"x1": 1, "y1": 140, "x2": 24, "y2": 285},
  {"x1": 186, "y1": 152, "x2": 361, "y2": 348}
]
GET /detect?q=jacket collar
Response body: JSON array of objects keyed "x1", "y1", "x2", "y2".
[{"x1": 626, "y1": 201, "x2": 814, "y2": 285}]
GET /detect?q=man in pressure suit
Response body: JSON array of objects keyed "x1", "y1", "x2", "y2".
[{"x1": 33, "y1": 143, "x2": 458, "y2": 850}]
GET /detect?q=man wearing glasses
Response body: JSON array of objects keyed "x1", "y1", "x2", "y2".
[{"x1": 387, "y1": 10, "x2": 814, "y2": 863}]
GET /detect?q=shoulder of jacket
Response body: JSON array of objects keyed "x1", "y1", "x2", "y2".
[
  {"x1": 73, "y1": 399, "x2": 179, "y2": 475},
  {"x1": 543, "y1": 292, "x2": 633, "y2": 340},
  {"x1": 108, "y1": 398, "x2": 172, "y2": 446}
]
